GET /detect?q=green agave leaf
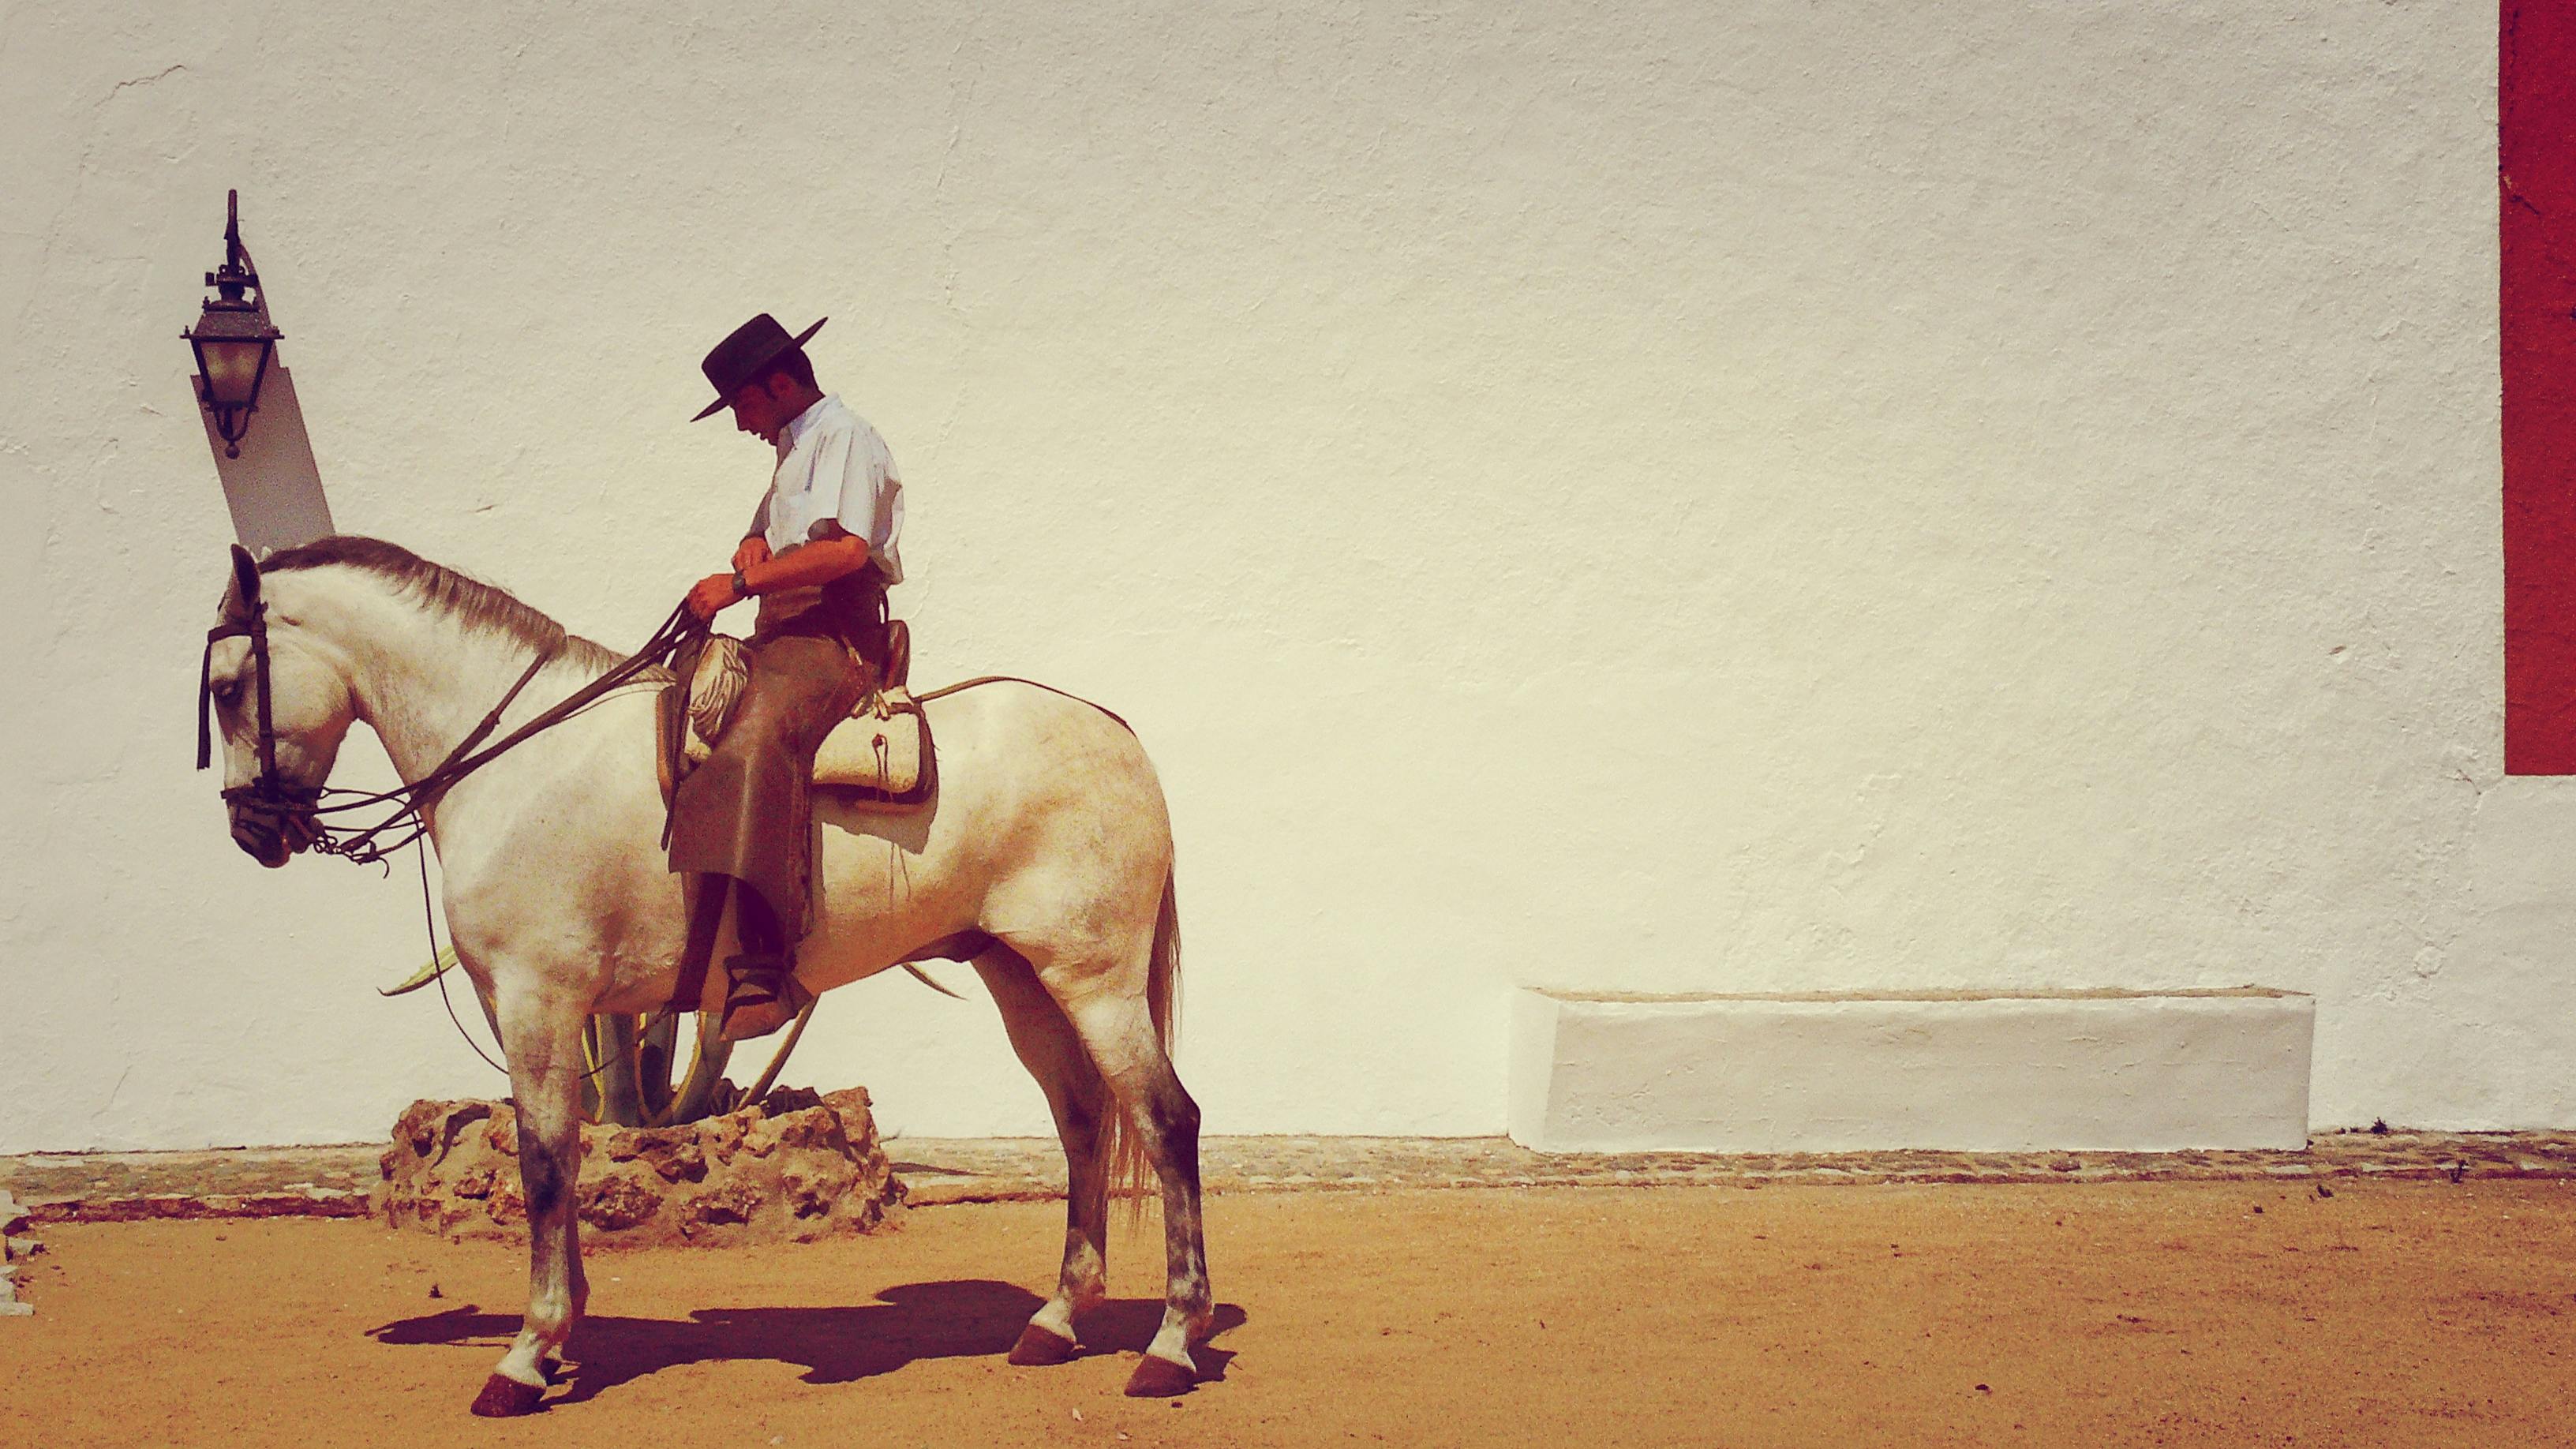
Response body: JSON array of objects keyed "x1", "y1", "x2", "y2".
[{"x1": 380, "y1": 945, "x2": 459, "y2": 998}]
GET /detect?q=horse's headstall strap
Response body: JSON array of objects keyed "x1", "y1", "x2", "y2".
[
  {"x1": 199, "y1": 596, "x2": 323, "y2": 822},
  {"x1": 197, "y1": 600, "x2": 273, "y2": 776}
]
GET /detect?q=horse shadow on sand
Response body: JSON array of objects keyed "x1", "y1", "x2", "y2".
[{"x1": 370, "y1": 1281, "x2": 1247, "y2": 1409}]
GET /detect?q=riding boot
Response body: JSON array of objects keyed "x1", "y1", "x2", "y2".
[
  {"x1": 720, "y1": 884, "x2": 813, "y2": 1043},
  {"x1": 720, "y1": 956, "x2": 812, "y2": 1042}
]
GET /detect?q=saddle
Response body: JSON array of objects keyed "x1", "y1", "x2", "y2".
[{"x1": 655, "y1": 620, "x2": 934, "y2": 811}]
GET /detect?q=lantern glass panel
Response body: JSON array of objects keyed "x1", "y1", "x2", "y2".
[{"x1": 196, "y1": 336, "x2": 271, "y2": 409}]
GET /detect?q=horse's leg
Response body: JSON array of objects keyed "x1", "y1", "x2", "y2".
[
  {"x1": 973, "y1": 945, "x2": 1112, "y2": 1366},
  {"x1": 471, "y1": 994, "x2": 591, "y2": 1417},
  {"x1": 1060, "y1": 990, "x2": 1210, "y2": 1397}
]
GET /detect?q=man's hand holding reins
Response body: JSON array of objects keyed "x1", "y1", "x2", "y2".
[
  {"x1": 687, "y1": 527, "x2": 871, "y2": 623},
  {"x1": 685, "y1": 571, "x2": 743, "y2": 622}
]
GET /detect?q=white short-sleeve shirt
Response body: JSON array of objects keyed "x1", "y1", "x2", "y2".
[{"x1": 745, "y1": 395, "x2": 905, "y2": 586}]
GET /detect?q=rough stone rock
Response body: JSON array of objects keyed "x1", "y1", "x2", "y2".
[
  {"x1": 6, "y1": 1184, "x2": 52, "y2": 1312},
  {"x1": 703, "y1": 1113, "x2": 750, "y2": 1166},
  {"x1": 578, "y1": 1171, "x2": 663, "y2": 1232},
  {"x1": 602, "y1": 1127, "x2": 708, "y2": 1185},
  {"x1": 376, "y1": 1085, "x2": 902, "y2": 1249},
  {"x1": 685, "y1": 1178, "x2": 765, "y2": 1231},
  {"x1": 759, "y1": 1086, "x2": 826, "y2": 1116}
]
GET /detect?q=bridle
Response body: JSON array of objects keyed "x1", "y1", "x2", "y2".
[
  {"x1": 196, "y1": 544, "x2": 702, "y2": 867},
  {"x1": 197, "y1": 592, "x2": 313, "y2": 823}
]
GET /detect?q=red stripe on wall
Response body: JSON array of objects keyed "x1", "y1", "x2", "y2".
[{"x1": 2504, "y1": 2, "x2": 2576, "y2": 773}]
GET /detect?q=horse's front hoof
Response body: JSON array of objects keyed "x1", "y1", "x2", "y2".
[
  {"x1": 1123, "y1": 1354, "x2": 1197, "y2": 1398},
  {"x1": 470, "y1": 1373, "x2": 547, "y2": 1417},
  {"x1": 1007, "y1": 1323, "x2": 1079, "y2": 1366}
]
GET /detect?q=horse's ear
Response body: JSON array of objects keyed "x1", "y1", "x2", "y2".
[{"x1": 229, "y1": 544, "x2": 261, "y2": 611}]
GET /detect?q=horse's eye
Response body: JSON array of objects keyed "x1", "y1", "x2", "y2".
[{"x1": 212, "y1": 679, "x2": 244, "y2": 707}]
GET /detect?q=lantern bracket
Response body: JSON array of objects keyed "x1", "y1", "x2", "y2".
[
  {"x1": 209, "y1": 189, "x2": 258, "y2": 302},
  {"x1": 183, "y1": 189, "x2": 283, "y2": 459}
]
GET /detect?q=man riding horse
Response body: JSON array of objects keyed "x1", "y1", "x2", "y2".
[
  {"x1": 673, "y1": 313, "x2": 904, "y2": 1041},
  {"x1": 196, "y1": 315, "x2": 1210, "y2": 1412}
]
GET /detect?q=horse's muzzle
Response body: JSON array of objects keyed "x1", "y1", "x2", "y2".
[{"x1": 229, "y1": 800, "x2": 315, "y2": 868}]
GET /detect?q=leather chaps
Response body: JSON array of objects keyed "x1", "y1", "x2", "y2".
[{"x1": 665, "y1": 616, "x2": 879, "y2": 952}]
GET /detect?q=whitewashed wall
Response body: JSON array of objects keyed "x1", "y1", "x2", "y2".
[{"x1": 3, "y1": 1, "x2": 2563, "y2": 1155}]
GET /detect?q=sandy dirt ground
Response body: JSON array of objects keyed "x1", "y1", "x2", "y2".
[{"x1": 3, "y1": 1180, "x2": 2573, "y2": 1448}]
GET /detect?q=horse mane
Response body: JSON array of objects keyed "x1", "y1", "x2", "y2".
[{"x1": 260, "y1": 535, "x2": 625, "y2": 672}]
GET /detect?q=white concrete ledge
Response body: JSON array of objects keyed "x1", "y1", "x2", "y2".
[{"x1": 1508, "y1": 988, "x2": 2315, "y2": 1154}]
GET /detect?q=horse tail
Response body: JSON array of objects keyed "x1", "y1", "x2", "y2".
[{"x1": 1107, "y1": 867, "x2": 1181, "y2": 1219}]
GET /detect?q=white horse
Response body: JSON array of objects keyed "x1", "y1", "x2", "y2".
[{"x1": 200, "y1": 537, "x2": 1210, "y2": 1413}]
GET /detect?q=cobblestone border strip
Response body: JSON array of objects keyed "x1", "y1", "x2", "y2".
[
  {"x1": 894, "y1": 1131, "x2": 2576, "y2": 1203},
  {"x1": 9, "y1": 1132, "x2": 2576, "y2": 1220},
  {"x1": 28, "y1": 1190, "x2": 373, "y2": 1226}
]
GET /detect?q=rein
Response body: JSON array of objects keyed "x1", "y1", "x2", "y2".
[
  {"x1": 198, "y1": 597, "x2": 705, "y2": 866},
  {"x1": 912, "y1": 675, "x2": 1135, "y2": 734}
]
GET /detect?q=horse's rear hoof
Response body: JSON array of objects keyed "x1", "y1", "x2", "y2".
[
  {"x1": 470, "y1": 1373, "x2": 547, "y2": 1417},
  {"x1": 1123, "y1": 1354, "x2": 1196, "y2": 1398},
  {"x1": 1008, "y1": 1323, "x2": 1078, "y2": 1366}
]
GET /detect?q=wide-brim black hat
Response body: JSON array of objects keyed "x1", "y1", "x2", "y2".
[{"x1": 691, "y1": 313, "x2": 827, "y2": 421}]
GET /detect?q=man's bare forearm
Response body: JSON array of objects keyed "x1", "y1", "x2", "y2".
[
  {"x1": 689, "y1": 534, "x2": 872, "y2": 621},
  {"x1": 739, "y1": 534, "x2": 870, "y2": 593}
]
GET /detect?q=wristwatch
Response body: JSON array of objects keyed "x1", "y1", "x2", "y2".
[{"x1": 731, "y1": 569, "x2": 752, "y2": 600}]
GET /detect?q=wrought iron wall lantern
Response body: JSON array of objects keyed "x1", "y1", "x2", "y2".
[{"x1": 183, "y1": 189, "x2": 283, "y2": 459}]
